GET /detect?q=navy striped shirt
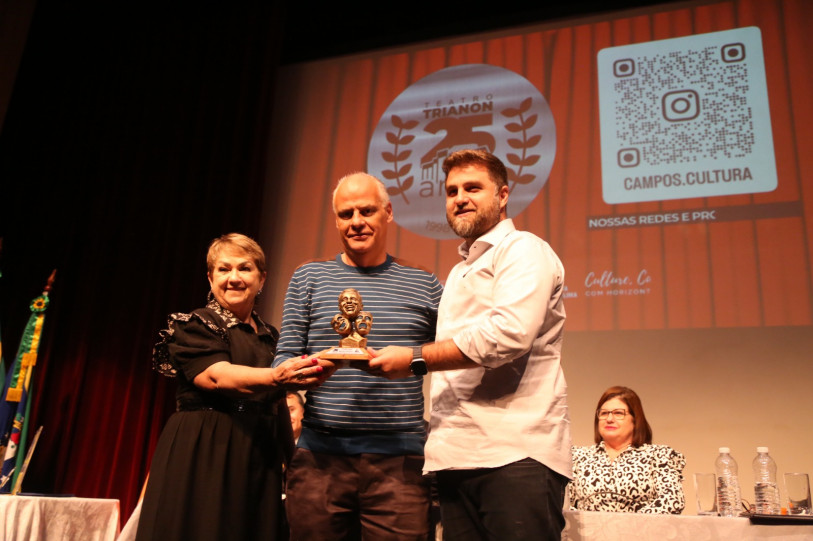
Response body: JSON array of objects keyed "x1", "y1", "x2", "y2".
[{"x1": 273, "y1": 254, "x2": 442, "y2": 455}]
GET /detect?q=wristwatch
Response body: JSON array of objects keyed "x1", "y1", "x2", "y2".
[{"x1": 410, "y1": 346, "x2": 428, "y2": 376}]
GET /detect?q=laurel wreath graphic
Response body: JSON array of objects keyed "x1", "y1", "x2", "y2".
[
  {"x1": 501, "y1": 96, "x2": 540, "y2": 192},
  {"x1": 380, "y1": 98, "x2": 542, "y2": 202},
  {"x1": 381, "y1": 114, "x2": 418, "y2": 204}
]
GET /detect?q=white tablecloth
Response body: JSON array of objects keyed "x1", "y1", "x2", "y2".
[
  {"x1": 563, "y1": 510, "x2": 812, "y2": 540},
  {"x1": 0, "y1": 495, "x2": 120, "y2": 541}
]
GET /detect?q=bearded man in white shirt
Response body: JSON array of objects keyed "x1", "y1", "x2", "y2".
[{"x1": 369, "y1": 149, "x2": 572, "y2": 541}]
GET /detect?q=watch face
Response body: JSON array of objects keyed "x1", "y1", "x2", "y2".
[{"x1": 410, "y1": 359, "x2": 428, "y2": 376}]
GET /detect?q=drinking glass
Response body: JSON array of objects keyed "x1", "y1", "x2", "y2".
[
  {"x1": 785, "y1": 472, "x2": 811, "y2": 515},
  {"x1": 694, "y1": 472, "x2": 718, "y2": 515}
]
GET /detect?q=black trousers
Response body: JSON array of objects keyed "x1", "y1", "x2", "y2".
[{"x1": 436, "y1": 458, "x2": 568, "y2": 541}]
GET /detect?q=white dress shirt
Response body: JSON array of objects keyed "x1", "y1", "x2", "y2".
[{"x1": 425, "y1": 219, "x2": 572, "y2": 478}]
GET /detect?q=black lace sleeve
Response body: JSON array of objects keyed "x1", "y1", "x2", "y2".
[{"x1": 152, "y1": 309, "x2": 229, "y2": 377}]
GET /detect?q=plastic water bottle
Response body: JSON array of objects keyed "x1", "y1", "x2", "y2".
[
  {"x1": 715, "y1": 447, "x2": 742, "y2": 517},
  {"x1": 753, "y1": 447, "x2": 781, "y2": 514}
]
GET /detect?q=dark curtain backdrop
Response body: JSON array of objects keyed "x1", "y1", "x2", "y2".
[{"x1": 0, "y1": 3, "x2": 283, "y2": 520}]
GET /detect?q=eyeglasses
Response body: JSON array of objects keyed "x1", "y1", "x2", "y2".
[{"x1": 597, "y1": 409, "x2": 628, "y2": 420}]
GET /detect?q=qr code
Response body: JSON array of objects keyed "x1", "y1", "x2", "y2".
[
  {"x1": 614, "y1": 46, "x2": 754, "y2": 165},
  {"x1": 598, "y1": 27, "x2": 776, "y2": 204}
]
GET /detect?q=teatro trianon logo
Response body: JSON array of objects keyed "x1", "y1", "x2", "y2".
[{"x1": 367, "y1": 64, "x2": 556, "y2": 240}]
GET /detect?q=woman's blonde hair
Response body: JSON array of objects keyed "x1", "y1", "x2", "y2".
[{"x1": 206, "y1": 233, "x2": 266, "y2": 274}]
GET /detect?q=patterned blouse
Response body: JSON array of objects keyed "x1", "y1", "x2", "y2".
[{"x1": 568, "y1": 442, "x2": 686, "y2": 514}]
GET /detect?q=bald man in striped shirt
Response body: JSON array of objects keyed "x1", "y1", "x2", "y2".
[{"x1": 274, "y1": 172, "x2": 442, "y2": 540}]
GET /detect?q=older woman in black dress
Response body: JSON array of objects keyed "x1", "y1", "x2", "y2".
[{"x1": 136, "y1": 233, "x2": 332, "y2": 541}]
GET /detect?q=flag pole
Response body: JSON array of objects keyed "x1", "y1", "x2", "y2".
[
  {"x1": 0, "y1": 237, "x2": 5, "y2": 391},
  {"x1": 0, "y1": 270, "x2": 56, "y2": 493}
]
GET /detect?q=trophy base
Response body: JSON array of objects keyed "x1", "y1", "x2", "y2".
[{"x1": 320, "y1": 347, "x2": 370, "y2": 361}]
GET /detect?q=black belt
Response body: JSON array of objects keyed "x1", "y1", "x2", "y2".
[{"x1": 177, "y1": 398, "x2": 274, "y2": 415}]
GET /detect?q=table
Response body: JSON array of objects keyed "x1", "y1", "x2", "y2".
[
  {"x1": 563, "y1": 510, "x2": 811, "y2": 540},
  {"x1": 0, "y1": 495, "x2": 120, "y2": 541}
]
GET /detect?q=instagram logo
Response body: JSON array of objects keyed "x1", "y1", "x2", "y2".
[
  {"x1": 617, "y1": 148, "x2": 640, "y2": 168},
  {"x1": 662, "y1": 90, "x2": 699, "y2": 122},
  {"x1": 613, "y1": 59, "x2": 635, "y2": 77},
  {"x1": 721, "y1": 42, "x2": 746, "y2": 63}
]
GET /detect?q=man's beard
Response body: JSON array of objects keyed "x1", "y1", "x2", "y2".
[{"x1": 447, "y1": 197, "x2": 501, "y2": 240}]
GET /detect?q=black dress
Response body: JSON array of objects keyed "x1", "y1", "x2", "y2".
[{"x1": 136, "y1": 297, "x2": 290, "y2": 541}]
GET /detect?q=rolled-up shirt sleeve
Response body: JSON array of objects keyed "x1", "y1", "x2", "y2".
[{"x1": 449, "y1": 231, "x2": 565, "y2": 368}]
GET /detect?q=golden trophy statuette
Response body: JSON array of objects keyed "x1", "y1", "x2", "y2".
[{"x1": 320, "y1": 288, "x2": 372, "y2": 362}]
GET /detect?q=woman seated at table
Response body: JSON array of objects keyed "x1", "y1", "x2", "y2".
[{"x1": 568, "y1": 386, "x2": 686, "y2": 514}]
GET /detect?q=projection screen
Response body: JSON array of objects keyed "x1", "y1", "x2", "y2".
[{"x1": 260, "y1": 0, "x2": 813, "y2": 513}]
